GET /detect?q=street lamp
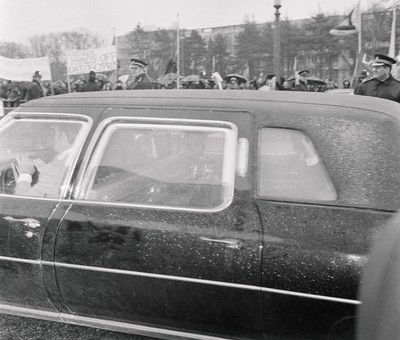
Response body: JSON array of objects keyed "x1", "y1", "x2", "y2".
[{"x1": 273, "y1": 0, "x2": 282, "y2": 83}]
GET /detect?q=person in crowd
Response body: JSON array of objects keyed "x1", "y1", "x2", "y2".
[
  {"x1": 43, "y1": 81, "x2": 52, "y2": 96},
  {"x1": 25, "y1": 71, "x2": 44, "y2": 101},
  {"x1": 194, "y1": 69, "x2": 209, "y2": 89},
  {"x1": 255, "y1": 69, "x2": 266, "y2": 89},
  {"x1": 276, "y1": 78, "x2": 290, "y2": 91},
  {"x1": 14, "y1": 124, "x2": 80, "y2": 198},
  {"x1": 353, "y1": 70, "x2": 369, "y2": 94},
  {"x1": 227, "y1": 77, "x2": 240, "y2": 89},
  {"x1": 2, "y1": 88, "x2": 12, "y2": 107},
  {"x1": 54, "y1": 81, "x2": 69, "y2": 95},
  {"x1": 7, "y1": 85, "x2": 21, "y2": 107},
  {"x1": 247, "y1": 81, "x2": 256, "y2": 90},
  {"x1": 326, "y1": 81, "x2": 335, "y2": 90},
  {"x1": 259, "y1": 74, "x2": 276, "y2": 91},
  {"x1": 342, "y1": 79, "x2": 351, "y2": 88},
  {"x1": 113, "y1": 80, "x2": 124, "y2": 90},
  {"x1": 282, "y1": 80, "x2": 290, "y2": 90},
  {"x1": 294, "y1": 70, "x2": 309, "y2": 91},
  {"x1": 0, "y1": 81, "x2": 9, "y2": 100},
  {"x1": 53, "y1": 81, "x2": 62, "y2": 94},
  {"x1": 128, "y1": 58, "x2": 154, "y2": 90},
  {"x1": 81, "y1": 71, "x2": 101, "y2": 92},
  {"x1": 103, "y1": 82, "x2": 112, "y2": 91},
  {"x1": 355, "y1": 54, "x2": 400, "y2": 103},
  {"x1": 74, "y1": 76, "x2": 87, "y2": 92}
]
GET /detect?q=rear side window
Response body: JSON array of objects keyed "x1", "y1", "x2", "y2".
[
  {"x1": 259, "y1": 128, "x2": 337, "y2": 201},
  {"x1": 80, "y1": 120, "x2": 238, "y2": 211}
]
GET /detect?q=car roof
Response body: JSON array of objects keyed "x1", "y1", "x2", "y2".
[{"x1": 15, "y1": 89, "x2": 400, "y2": 120}]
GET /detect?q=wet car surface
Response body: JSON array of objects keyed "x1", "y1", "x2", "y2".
[
  {"x1": 0, "y1": 90, "x2": 400, "y2": 339},
  {"x1": 0, "y1": 313, "x2": 155, "y2": 340}
]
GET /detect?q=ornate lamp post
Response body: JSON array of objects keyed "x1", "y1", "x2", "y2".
[{"x1": 273, "y1": 0, "x2": 282, "y2": 82}]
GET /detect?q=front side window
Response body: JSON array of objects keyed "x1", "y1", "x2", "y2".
[
  {"x1": 81, "y1": 121, "x2": 238, "y2": 211},
  {"x1": 259, "y1": 128, "x2": 337, "y2": 201},
  {"x1": 0, "y1": 117, "x2": 87, "y2": 198}
]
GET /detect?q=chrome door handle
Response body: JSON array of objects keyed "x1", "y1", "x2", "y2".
[
  {"x1": 3, "y1": 216, "x2": 41, "y2": 229},
  {"x1": 199, "y1": 237, "x2": 241, "y2": 249}
]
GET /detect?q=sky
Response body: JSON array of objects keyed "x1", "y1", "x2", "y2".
[{"x1": 0, "y1": 0, "x2": 378, "y2": 45}]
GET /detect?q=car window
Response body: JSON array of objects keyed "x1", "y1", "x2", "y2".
[
  {"x1": 259, "y1": 128, "x2": 337, "y2": 201},
  {"x1": 0, "y1": 118, "x2": 87, "y2": 198},
  {"x1": 82, "y1": 121, "x2": 237, "y2": 211}
]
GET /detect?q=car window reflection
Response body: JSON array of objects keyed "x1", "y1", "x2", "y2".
[{"x1": 0, "y1": 119, "x2": 86, "y2": 198}]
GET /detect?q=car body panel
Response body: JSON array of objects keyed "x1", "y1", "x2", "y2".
[{"x1": 0, "y1": 196, "x2": 58, "y2": 310}]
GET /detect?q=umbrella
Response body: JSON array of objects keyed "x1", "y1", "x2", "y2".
[
  {"x1": 224, "y1": 74, "x2": 247, "y2": 84},
  {"x1": 96, "y1": 74, "x2": 110, "y2": 83},
  {"x1": 183, "y1": 75, "x2": 200, "y2": 83},
  {"x1": 118, "y1": 74, "x2": 130, "y2": 83},
  {"x1": 157, "y1": 73, "x2": 184, "y2": 86},
  {"x1": 288, "y1": 75, "x2": 326, "y2": 85}
]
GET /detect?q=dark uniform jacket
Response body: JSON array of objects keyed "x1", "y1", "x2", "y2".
[
  {"x1": 355, "y1": 75, "x2": 400, "y2": 103},
  {"x1": 25, "y1": 80, "x2": 44, "y2": 101},
  {"x1": 294, "y1": 80, "x2": 308, "y2": 92},
  {"x1": 82, "y1": 80, "x2": 101, "y2": 92},
  {"x1": 129, "y1": 73, "x2": 154, "y2": 90}
]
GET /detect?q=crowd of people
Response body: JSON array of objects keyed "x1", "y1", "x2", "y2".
[{"x1": 2, "y1": 53, "x2": 400, "y2": 108}]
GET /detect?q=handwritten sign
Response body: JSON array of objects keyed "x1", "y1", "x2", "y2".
[
  {"x1": 0, "y1": 56, "x2": 51, "y2": 81},
  {"x1": 66, "y1": 46, "x2": 117, "y2": 75}
]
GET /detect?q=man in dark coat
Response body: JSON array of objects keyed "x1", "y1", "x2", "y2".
[
  {"x1": 81, "y1": 71, "x2": 101, "y2": 92},
  {"x1": 25, "y1": 71, "x2": 44, "y2": 101},
  {"x1": 355, "y1": 54, "x2": 400, "y2": 103},
  {"x1": 128, "y1": 58, "x2": 154, "y2": 90},
  {"x1": 293, "y1": 70, "x2": 309, "y2": 91}
]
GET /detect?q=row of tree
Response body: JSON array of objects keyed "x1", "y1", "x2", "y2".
[
  {"x1": 0, "y1": 1, "x2": 398, "y2": 82},
  {"x1": 124, "y1": 1, "x2": 399, "y2": 82}
]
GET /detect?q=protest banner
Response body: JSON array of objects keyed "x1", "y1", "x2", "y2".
[
  {"x1": 66, "y1": 46, "x2": 117, "y2": 75},
  {"x1": 0, "y1": 56, "x2": 52, "y2": 81}
]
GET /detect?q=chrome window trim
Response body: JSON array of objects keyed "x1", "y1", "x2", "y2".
[
  {"x1": 74, "y1": 116, "x2": 238, "y2": 213},
  {"x1": 0, "y1": 255, "x2": 360, "y2": 305},
  {"x1": 0, "y1": 112, "x2": 93, "y2": 199}
]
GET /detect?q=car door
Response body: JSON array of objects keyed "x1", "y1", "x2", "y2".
[
  {"x1": 53, "y1": 109, "x2": 264, "y2": 339},
  {"x1": 255, "y1": 106, "x2": 400, "y2": 339},
  {"x1": 0, "y1": 113, "x2": 90, "y2": 313}
]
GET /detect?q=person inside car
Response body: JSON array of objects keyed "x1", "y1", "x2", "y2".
[{"x1": 14, "y1": 125, "x2": 80, "y2": 198}]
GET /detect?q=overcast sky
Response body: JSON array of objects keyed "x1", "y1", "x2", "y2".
[{"x1": 0, "y1": 0, "x2": 377, "y2": 45}]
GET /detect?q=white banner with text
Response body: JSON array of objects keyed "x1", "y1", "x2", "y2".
[
  {"x1": 66, "y1": 46, "x2": 117, "y2": 75},
  {"x1": 0, "y1": 56, "x2": 52, "y2": 81}
]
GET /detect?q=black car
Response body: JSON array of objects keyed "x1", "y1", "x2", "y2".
[{"x1": 1, "y1": 90, "x2": 400, "y2": 340}]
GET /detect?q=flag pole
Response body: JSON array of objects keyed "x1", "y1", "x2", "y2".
[
  {"x1": 66, "y1": 63, "x2": 71, "y2": 93},
  {"x1": 388, "y1": 7, "x2": 398, "y2": 79},
  {"x1": 352, "y1": 1, "x2": 362, "y2": 84},
  {"x1": 358, "y1": 1, "x2": 362, "y2": 56},
  {"x1": 388, "y1": 8, "x2": 396, "y2": 57},
  {"x1": 176, "y1": 13, "x2": 180, "y2": 90}
]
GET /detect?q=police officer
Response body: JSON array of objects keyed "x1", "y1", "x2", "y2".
[
  {"x1": 128, "y1": 58, "x2": 154, "y2": 90},
  {"x1": 355, "y1": 54, "x2": 400, "y2": 103},
  {"x1": 294, "y1": 70, "x2": 309, "y2": 91}
]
